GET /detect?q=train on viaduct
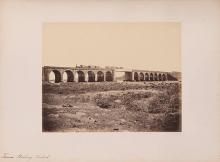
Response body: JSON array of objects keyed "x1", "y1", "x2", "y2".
[{"x1": 42, "y1": 65, "x2": 180, "y2": 83}]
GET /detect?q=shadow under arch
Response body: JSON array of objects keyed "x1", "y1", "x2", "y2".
[
  {"x1": 134, "y1": 72, "x2": 139, "y2": 81},
  {"x1": 139, "y1": 73, "x2": 144, "y2": 81},
  {"x1": 49, "y1": 70, "x2": 62, "y2": 83},
  {"x1": 154, "y1": 73, "x2": 158, "y2": 81},
  {"x1": 88, "y1": 71, "x2": 95, "y2": 82},
  {"x1": 106, "y1": 71, "x2": 113, "y2": 81},
  {"x1": 150, "y1": 73, "x2": 154, "y2": 81},
  {"x1": 145, "y1": 73, "x2": 149, "y2": 81},
  {"x1": 77, "y1": 71, "x2": 85, "y2": 82},
  {"x1": 158, "y1": 74, "x2": 162, "y2": 81},
  {"x1": 63, "y1": 70, "x2": 74, "y2": 82},
  {"x1": 162, "y1": 74, "x2": 166, "y2": 81},
  {"x1": 97, "y1": 71, "x2": 104, "y2": 82}
]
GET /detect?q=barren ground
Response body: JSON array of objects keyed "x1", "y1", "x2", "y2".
[{"x1": 42, "y1": 81, "x2": 181, "y2": 132}]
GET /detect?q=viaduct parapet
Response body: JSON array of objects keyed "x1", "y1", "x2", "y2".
[{"x1": 42, "y1": 66, "x2": 180, "y2": 83}]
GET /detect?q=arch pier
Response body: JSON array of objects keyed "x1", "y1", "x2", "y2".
[
  {"x1": 42, "y1": 66, "x2": 115, "y2": 83},
  {"x1": 123, "y1": 70, "x2": 169, "y2": 82},
  {"x1": 43, "y1": 66, "x2": 179, "y2": 83}
]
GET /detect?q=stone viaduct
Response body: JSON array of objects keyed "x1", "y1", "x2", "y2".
[{"x1": 42, "y1": 66, "x2": 179, "y2": 83}]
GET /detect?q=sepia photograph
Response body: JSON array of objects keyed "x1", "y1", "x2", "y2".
[
  {"x1": 1, "y1": 0, "x2": 220, "y2": 161},
  {"x1": 42, "y1": 22, "x2": 182, "y2": 132}
]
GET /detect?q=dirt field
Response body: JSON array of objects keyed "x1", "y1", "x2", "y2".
[{"x1": 42, "y1": 81, "x2": 181, "y2": 132}]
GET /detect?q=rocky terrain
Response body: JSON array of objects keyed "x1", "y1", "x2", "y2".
[{"x1": 42, "y1": 81, "x2": 181, "y2": 132}]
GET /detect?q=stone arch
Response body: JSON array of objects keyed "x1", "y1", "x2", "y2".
[
  {"x1": 63, "y1": 70, "x2": 74, "y2": 82},
  {"x1": 88, "y1": 71, "x2": 95, "y2": 82},
  {"x1": 106, "y1": 71, "x2": 113, "y2": 81},
  {"x1": 77, "y1": 71, "x2": 85, "y2": 82},
  {"x1": 150, "y1": 73, "x2": 154, "y2": 81},
  {"x1": 49, "y1": 70, "x2": 62, "y2": 83},
  {"x1": 145, "y1": 73, "x2": 149, "y2": 81},
  {"x1": 134, "y1": 72, "x2": 139, "y2": 81},
  {"x1": 97, "y1": 71, "x2": 104, "y2": 82},
  {"x1": 139, "y1": 73, "x2": 144, "y2": 81},
  {"x1": 158, "y1": 74, "x2": 162, "y2": 81},
  {"x1": 154, "y1": 73, "x2": 158, "y2": 81},
  {"x1": 162, "y1": 74, "x2": 166, "y2": 81}
]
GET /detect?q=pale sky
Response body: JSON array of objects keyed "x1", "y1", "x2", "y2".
[{"x1": 43, "y1": 22, "x2": 181, "y2": 72}]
